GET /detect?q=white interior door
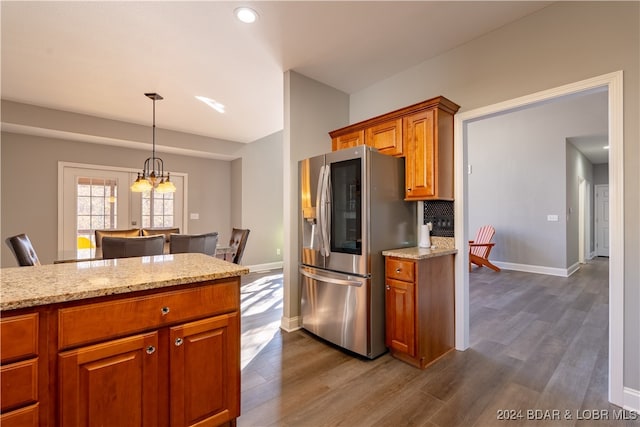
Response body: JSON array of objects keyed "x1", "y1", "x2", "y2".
[
  {"x1": 595, "y1": 184, "x2": 609, "y2": 257},
  {"x1": 59, "y1": 164, "x2": 133, "y2": 259}
]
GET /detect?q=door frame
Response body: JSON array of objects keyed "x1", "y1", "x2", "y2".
[
  {"x1": 57, "y1": 161, "x2": 188, "y2": 256},
  {"x1": 453, "y1": 71, "x2": 624, "y2": 406}
]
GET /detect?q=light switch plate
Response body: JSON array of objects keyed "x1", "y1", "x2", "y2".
[
  {"x1": 547, "y1": 214, "x2": 559, "y2": 222},
  {"x1": 190, "y1": 213, "x2": 199, "y2": 220}
]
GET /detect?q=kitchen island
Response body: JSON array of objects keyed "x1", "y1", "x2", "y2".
[
  {"x1": 382, "y1": 242, "x2": 457, "y2": 369},
  {"x1": 0, "y1": 253, "x2": 248, "y2": 427}
]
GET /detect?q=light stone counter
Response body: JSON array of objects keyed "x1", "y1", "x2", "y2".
[
  {"x1": 1, "y1": 253, "x2": 249, "y2": 311},
  {"x1": 382, "y1": 246, "x2": 457, "y2": 260},
  {"x1": 382, "y1": 237, "x2": 457, "y2": 260}
]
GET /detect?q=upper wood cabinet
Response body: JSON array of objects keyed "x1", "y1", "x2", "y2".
[
  {"x1": 329, "y1": 96, "x2": 459, "y2": 200},
  {"x1": 331, "y1": 129, "x2": 364, "y2": 151},
  {"x1": 365, "y1": 118, "x2": 403, "y2": 156}
]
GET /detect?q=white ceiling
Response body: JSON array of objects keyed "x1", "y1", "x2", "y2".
[{"x1": 1, "y1": 1, "x2": 554, "y2": 144}]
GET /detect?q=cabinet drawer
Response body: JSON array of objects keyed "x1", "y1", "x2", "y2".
[
  {"x1": 0, "y1": 313, "x2": 38, "y2": 364},
  {"x1": 0, "y1": 403, "x2": 39, "y2": 427},
  {"x1": 0, "y1": 358, "x2": 38, "y2": 412},
  {"x1": 58, "y1": 280, "x2": 239, "y2": 350},
  {"x1": 386, "y1": 258, "x2": 415, "y2": 282}
]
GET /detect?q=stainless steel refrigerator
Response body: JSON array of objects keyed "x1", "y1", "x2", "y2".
[{"x1": 299, "y1": 146, "x2": 416, "y2": 358}]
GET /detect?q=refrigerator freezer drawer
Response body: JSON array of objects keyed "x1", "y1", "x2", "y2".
[{"x1": 300, "y1": 266, "x2": 371, "y2": 357}]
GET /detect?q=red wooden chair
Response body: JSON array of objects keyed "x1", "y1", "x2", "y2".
[{"x1": 469, "y1": 225, "x2": 501, "y2": 272}]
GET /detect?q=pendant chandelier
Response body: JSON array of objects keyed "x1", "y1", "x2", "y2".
[{"x1": 130, "y1": 93, "x2": 176, "y2": 193}]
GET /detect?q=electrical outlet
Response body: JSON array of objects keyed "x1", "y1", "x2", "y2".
[{"x1": 276, "y1": 248, "x2": 281, "y2": 256}]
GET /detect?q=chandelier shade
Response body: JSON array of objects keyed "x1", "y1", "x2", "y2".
[{"x1": 131, "y1": 93, "x2": 176, "y2": 193}]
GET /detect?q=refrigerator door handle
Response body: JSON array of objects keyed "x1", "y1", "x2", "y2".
[
  {"x1": 315, "y1": 165, "x2": 327, "y2": 256},
  {"x1": 320, "y1": 165, "x2": 331, "y2": 256},
  {"x1": 300, "y1": 268, "x2": 363, "y2": 287}
]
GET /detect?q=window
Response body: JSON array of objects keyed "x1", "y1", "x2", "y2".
[
  {"x1": 142, "y1": 190, "x2": 174, "y2": 228},
  {"x1": 76, "y1": 177, "x2": 118, "y2": 247}
]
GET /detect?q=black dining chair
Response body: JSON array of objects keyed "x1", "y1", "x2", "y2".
[
  {"x1": 5, "y1": 234, "x2": 41, "y2": 266},
  {"x1": 170, "y1": 232, "x2": 218, "y2": 256},
  {"x1": 101, "y1": 235, "x2": 165, "y2": 259},
  {"x1": 228, "y1": 228, "x2": 250, "y2": 264}
]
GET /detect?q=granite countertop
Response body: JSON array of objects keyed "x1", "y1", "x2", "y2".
[
  {"x1": 382, "y1": 237, "x2": 457, "y2": 260},
  {"x1": 382, "y1": 246, "x2": 457, "y2": 260},
  {"x1": 0, "y1": 253, "x2": 249, "y2": 312}
]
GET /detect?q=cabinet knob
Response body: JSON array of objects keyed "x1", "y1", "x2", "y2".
[
  {"x1": 386, "y1": 285, "x2": 390, "y2": 290},
  {"x1": 161, "y1": 306, "x2": 170, "y2": 315},
  {"x1": 396, "y1": 268, "x2": 401, "y2": 273},
  {"x1": 145, "y1": 345, "x2": 156, "y2": 355},
  {"x1": 174, "y1": 337, "x2": 184, "y2": 347}
]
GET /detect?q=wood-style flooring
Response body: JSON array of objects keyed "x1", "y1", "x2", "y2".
[{"x1": 238, "y1": 259, "x2": 639, "y2": 426}]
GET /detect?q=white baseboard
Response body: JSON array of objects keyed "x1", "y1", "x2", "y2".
[
  {"x1": 280, "y1": 315, "x2": 302, "y2": 332},
  {"x1": 624, "y1": 386, "x2": 640, "y2": 414},
  {"x1": 493, "y1": 261, "x2": 580, "y2": 277},
  {"x1": 247, "y1": 261, "x2": 283, "y2": 273}
]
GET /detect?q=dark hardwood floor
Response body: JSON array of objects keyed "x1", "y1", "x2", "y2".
[{"x1": 238, "y1": 259, "x2": 638, "y2": 426}]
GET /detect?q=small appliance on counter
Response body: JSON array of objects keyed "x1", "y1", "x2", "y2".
[{"x1": 419, "y1": 222, "x2": 433, "y2": 248}]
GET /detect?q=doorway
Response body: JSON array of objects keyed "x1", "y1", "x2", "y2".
[{"x1": 453, "y1": 71, "x2": 624, "y2": 406}]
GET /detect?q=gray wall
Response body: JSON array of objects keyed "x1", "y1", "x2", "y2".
[
  {"x1": 283, "y1": 71, "x2": 349, "y2": 326},
  {"x1": 341, "y1": 1, "x2": 639, "y2": 390},
  {"x1": 1, "y1": 132, "x2": 231, "y2": 266},
  {"x1": 236, "y1": 130, "x2": 284, "y2": 267},
  {"x1": 466, "y1": 91, "x2": 605, "y2": 271},
  {"x1": 594, "y1": 163, "x2": 609, "y2": 186},
  {"x1": 1, "y1": 98, "x2": 285, "y2": 269}
]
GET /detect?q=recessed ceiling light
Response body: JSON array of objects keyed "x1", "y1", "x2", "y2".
[
  {"x1": 196, "y1": 96, "x2": 225, "y2": 114},
  {"x1": 234, "y1": 7, "x2": 258, "y2": 24}
]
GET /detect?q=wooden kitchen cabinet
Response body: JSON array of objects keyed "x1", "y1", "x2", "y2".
[
  {"x1": 404, "y1": 105, "x2": 456, "y2": 200},
  {"x1": 0, "y1": 312, "x2": 44, "y2": 427},
  {"x1": 169, "y1": 313, "x2": 239, "y2": 427},
  {"x1": 331, "y1": 129, "x2": 364, "y2": 151},
  {"x1": 58, "y1": 332, "x2": 160, "y2": 427},
  {"x1": 56, "y1": 280, "x2": 240, "y2": 427},
  {"x1": 385, "y1": 254, "x2": 455, "y2": 369},
  {"x1": 329, "y1": 96, "x2": 459, "y2": 200},
  {"x1": 365, "y1": 118, "x2": 403, "y2": 156},
  {"x1": 0, "y1": 277, "x2": 241, "y2": 427}
]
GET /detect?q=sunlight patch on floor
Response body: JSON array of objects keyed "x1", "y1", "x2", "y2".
[{"x1": 240, "y1": 272, "x2": 283, "y2": 369}]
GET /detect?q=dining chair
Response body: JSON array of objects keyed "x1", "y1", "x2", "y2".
[
  {"x1": 141, "y1": 227, "x2": 180, "y2": 242},
  {"x1": 94, "y1": 228, "x2": 141, "y2": 249},
  {"x1": 170, "y1": 232, "x2": 218, "y2": 256},
  {"x1": 5, "y1": 234, "x2": 41, "y2": 266},
  {"x1": 101, "y1": 235, "x2": 165, "y2": 259},
  {"x1": 228, "y1": 228, "x2": 250, "y2": 264}
]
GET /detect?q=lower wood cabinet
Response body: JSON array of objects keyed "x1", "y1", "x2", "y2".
[
  {"x1": 0, "y1": 312, "x2": 43, "y2": 427},
  {"x1": 1, "y1": 278, "x2": 241, "y2": 427},
  {"x1": 385, "y1": 254, "x2": 455, "y2": 369}
]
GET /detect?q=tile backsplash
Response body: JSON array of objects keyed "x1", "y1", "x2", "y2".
[{"x1": 423, "y1": 201, "x2": 454, "y2": 237}]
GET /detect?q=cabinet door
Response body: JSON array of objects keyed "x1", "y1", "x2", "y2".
[
  {"x1": 58, "y1": 332, "x2": 159, "y2": 427},
  {"x1": 404, "y1": 109, "x2": 436, "y2": 200},
  {"x1": 385, "y1": 278, "x2": 416, "y2": 357},
  {"x1": 332, "y1": 129, "x2": 364, "y2": 151},
  {"x1": 365, "y1": 118, "x2": 403, "y2": 156},
  {"x1": 169, "y1": 312, "x2": 239, "y2": 427}
]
